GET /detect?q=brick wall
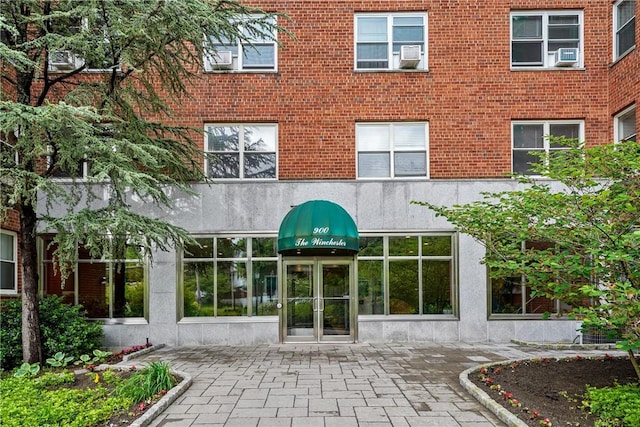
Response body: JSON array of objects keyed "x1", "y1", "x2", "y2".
[
  {"x1": 171, "y1": 0, "x2": 616, "y2": 179},
  {"x1": 609, "y1": 2, "x2": 639, "y2": 130}
]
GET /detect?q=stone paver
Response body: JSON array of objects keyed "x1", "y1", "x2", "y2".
[{"x1": 136, "y1": 342, "x2": 621, "y2": 427}]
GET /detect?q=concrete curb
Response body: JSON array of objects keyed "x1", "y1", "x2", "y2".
[
  {"x1": 91, "y1": 345, "x2": 192, "y2": 427},
  {"x1": 121, "y1": 343, "x2": 166, "y2": 363},
  {"x1": 459, "y1": 361, "x2": 528, "y2": 427},
  {"x1": 130, "y1": 368, "x2": 192, "y2": 427},
  {"x1": 92, "y1": 363, "x2": 192, "y2": 427},
  {"x1": 511, "y1": 339, "x2": 618, "y2": 351}
]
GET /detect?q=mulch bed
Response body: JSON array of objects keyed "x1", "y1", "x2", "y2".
[{"x1": 469, "y1": 355, "x2": 638, "y2": 426}]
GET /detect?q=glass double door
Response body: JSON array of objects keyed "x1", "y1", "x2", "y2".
[{"x1": 282, "y1": 259, "x2": 355, "y2": 343}]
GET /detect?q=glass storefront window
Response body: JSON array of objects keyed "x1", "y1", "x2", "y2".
[
  {"x1": 389, "y1": 260, "x2": 419, "y2": 314},
  {"x1": 252, "y1": 261, "x2": 278, "y2": 315},
  {"x1": 182, "y1": 236, "x2": 278, "y2": 318},
  {"x1": 359, "y1": 234, "x2": 456, "y2": 316},
  {"x1": 358, "y1": 260, "x2": 384, "y2": 315},
  {"x1": 41, "y1": 235, "x2": 147, "y2": 319}
]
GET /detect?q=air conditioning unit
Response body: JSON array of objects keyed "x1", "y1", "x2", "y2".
[
  {"x1": 210, "y1": 50, "x2": 233, "y2": 69},
  {"x1": 49, "y1": 50, "x2": 76, "y2": 70},
  {"x1": 399, "y1": 45, "x2": 421, "y2": 69},
  {"x1": 554, "y1": 48, "x2": 579, "y2": 66}
]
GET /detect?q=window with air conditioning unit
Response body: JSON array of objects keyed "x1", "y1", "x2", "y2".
[
  {"x1": 47, "y1": 15, "x2": 118, "y2": 73},
  {"x1": 511, "y1": 10, "x2": 583, "y2": 69},
  {"x1": 204, "y1": 15, "x2": 277, "y2": 72},
  {"x1": 355, "y1": 12, "x2": 427, "y2": 71},
  {"x1": 208, "y1": 51, "x2": 234, "y2": 70},
  {"x1": 49, "y1": 50, "x2": 78, "y2": 71}
]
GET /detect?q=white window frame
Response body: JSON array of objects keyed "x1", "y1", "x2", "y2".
[
  {"x1": 356, "y1": 122, "x2": 429, "y2": 179},
  {"x1": 510, "y1": 10, "x2": 583, "y2": 69},
  {"x1": 0, "y1": 230, "x2": 18, "y2": 295},
  {"x1": 204, "y1": 123, "x2": 278, "y2": 180},
  {"x1": 613, "y1": 0, "x2": 636, "y2": 60},
  {"x1": 354, "y1": 12, "x2": 428, "y2": 71},
  {"x1": 48, "y1": 16, "x2": 120, "y2": 73},
  {"x1": 614, "y1": 105, "x2": 637, "y2": 142},
  {"x1": 46, "y1": 148, "x2": 90, "y2": 180},
  {"x1": 204, "y1": 16, "x2": 277, "y2": 72},
  {"x1": 511, "y1": 120, "x2": 585, "y2": 175}
]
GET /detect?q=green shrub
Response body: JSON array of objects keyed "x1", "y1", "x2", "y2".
[
  {"x1": 585, "y1": 383, "x2": 640, "y2": 427},
  {"x1": 0, "y1": 296, "x2": 103, "y2": 370},
  {"x1": 117, "y1": 362, "x2": 176, "y2": 403}
]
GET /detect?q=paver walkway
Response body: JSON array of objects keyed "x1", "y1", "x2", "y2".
[{"x1": 133, "y1": 342, "x2": 617, "y2": 427}]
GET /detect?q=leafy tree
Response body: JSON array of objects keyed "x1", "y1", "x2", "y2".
[
  {"x1": 0, "y1": 0, "x2": 290, "y2": 364},
  {"x1": 415, "y1": 139, "x2": 640, "y2": 380}
]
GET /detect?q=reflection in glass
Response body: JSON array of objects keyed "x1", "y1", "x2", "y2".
[
  {"x1": 217, "y1": 238, "x2": 247, "y2": 258},
  {"x1": 322, "y1": 264, "x2": 350, "y2": 336},
  {"x1": 184, "y1": 238, "x2": 214, "y2": 259},
  {"x1": 422, "y1": 236, "x2": 451, "y2": 256},
  {"x1": 389, "y1": 236, "x2": 418, "y2": 256},
  {"x1": 287, "y1": 264, "x2": 313, "y2": 336},
  {"x1": 252, "y1": 261, "x2": 277, "y2": 315},
  {"x1": 389, "y1": 260, "x2": 419, "y2": 314},
  {"x1": 183, "y1": 262, "x2": 214, "y2": 316},
  {"x1": 358, "y1": 260, "x2": 384, "y2": 314},
  {"x1": 422, "y1": 260, "x2": 451, "y2": 314},
  {"x1": 217, "y1": 261, "x2": 247, "y2": 316}
]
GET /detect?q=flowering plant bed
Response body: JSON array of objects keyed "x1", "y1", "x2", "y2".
[
  {"x1": 0, "y1": 343, "x2": 181, "y2": 427},
  {"x1": 470, "y1": 355, "x2": 638, "y2": 426}
]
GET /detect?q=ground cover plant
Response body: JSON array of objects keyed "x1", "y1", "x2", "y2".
[
  {"x1": 0, "y1": 348, "x2": 177, "y2": 427},
  {"x1": 471, "y1": 355, "x2": 639, "y2": 426}
]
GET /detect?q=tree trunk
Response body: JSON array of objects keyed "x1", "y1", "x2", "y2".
[{"x1": 20, "y1": 202, "x2": 42, "y2": 365}]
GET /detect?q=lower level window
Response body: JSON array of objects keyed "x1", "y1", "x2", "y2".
[
  {"x1": 358, "y1": 234, "x2": 456, "y2": 315},
  {"x1": 357, "y1": 123, "x2": 429, "y2": 178},
  {"x1": 490, "y1": 241, "x2": 584, "y2": 316},
  {"x1": 1, "y1": 230, "x2": 17, "y2": 294},
  {"x1": 205, "y1": 124, "x2": 277, "y2": 179},
  {"x1": 182, "y1": 236, "x2": 278, "y2": 317},
  {"x1": 512, "y1": 120, "x2": 583, "y2": 175},
  {"x1": 41, "y1": 236, "x2": 146, "y2": 319},
  {"x1": 491, "y1": 276, "x2": 560, "y2": 315},
  {"x1": 615, "y1": 105, "x2": 636, "y2": 142}
]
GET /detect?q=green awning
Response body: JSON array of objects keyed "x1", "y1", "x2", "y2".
[{"x1": 278, "y1": 200, "x2": 359, "y2": 255}]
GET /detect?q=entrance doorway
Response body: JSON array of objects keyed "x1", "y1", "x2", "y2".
[{"x1": 281, "y1": 259, "x2": 355, "y2": 343}]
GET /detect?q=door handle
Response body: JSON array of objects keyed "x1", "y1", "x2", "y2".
[
  {"x1": 318, "y1": 298, "x2": 324, "y2": 312},
  {"x1": 313, "y1": 297, "x2": 318, "y2": 312}
]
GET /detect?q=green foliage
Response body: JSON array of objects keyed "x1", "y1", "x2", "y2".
[
  {"x1": 74, "y1": 349, "x2": 112, "y2": 368},
  {"x1": 584, "y1": 384, "x2": 640, "y2": 427},
  {"x1": 0, "y1": 0, "x2": 292, "y2": 276},
  {"x1": 46, "y1": 352, "x2": 74, "y2": 368},
  {"x1": 0, "y1": 0, "x2": 293, "y2": 365},
  {"x1": 35, "y1": 371, "x2": 75, "y2": 387},
  {"x1": 0, "y1": 373, "x2": 132, "y2": 427},
  {"x1": 416, "y1": 140, "x2": 640, "y2": 376},
  {"x1": 116, "y1": 362, "x2": 177, "y2": 403},
  {"x1": 13, "y1": 363, "x2": 40, "y2": 378},
  {"x1": 101, "y1": 368, "x2": 122, "y2": 387},
  {"x1": 0, "y1": 296, "x2": 103, "y2": 370}
]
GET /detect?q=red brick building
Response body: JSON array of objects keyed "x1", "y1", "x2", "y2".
[{"x1": 2, "y1": 1, "x2": 637, "y2": 346}]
